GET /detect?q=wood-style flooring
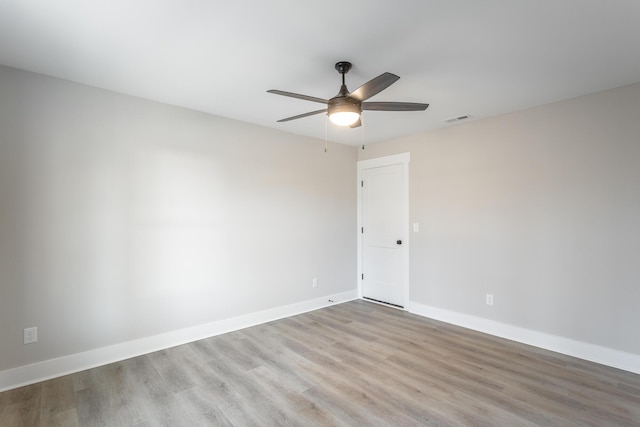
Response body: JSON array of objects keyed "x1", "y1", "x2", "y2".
[{"x1": 1, "y1": 300, "x2": 639, "y2": 426}]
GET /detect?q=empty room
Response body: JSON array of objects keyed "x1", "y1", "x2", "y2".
[{"x1": 1, "y1": 1, "x2": 639, "y2": 426}]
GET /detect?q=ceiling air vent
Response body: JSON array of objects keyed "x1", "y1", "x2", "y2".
[{"x1": 445, "y1": 114, "x2": 472, "y2": 123}]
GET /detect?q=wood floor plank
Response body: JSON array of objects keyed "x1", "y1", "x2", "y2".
[
  {"x1": 2, "y1": 300, "x2": 640, "y2": 426},
  {"x1": 39, "y1": 376, "x2": 78, "y2": 426}
]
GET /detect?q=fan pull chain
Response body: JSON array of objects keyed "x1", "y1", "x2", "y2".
[
  {"x1": 324, "y1": 114, "x2": 329, "y2": 152},
  {"x1": 361, "y1": 115, "x2": 365, "y2": 150}
]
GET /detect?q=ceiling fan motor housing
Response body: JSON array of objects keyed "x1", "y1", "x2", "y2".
[{"x1": 328, "y1": 95, "x2": 361, "y2": 116}]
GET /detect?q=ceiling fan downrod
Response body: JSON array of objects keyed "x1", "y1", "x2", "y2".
[{"x1": 335, "y1": 61, "x2": 352, "y2": 96}]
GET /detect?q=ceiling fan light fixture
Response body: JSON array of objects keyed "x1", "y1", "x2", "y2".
[
  {"x1": 328, "y1": 102, "x2": 361, "y2": 126},
  {"x1": 329, "y1": 110, "x2": 360, "y2": 126}
]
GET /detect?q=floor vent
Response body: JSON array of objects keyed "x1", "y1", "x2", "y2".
[{"x1": 363, "y1": 297, "x2": 404, "y2": 309}]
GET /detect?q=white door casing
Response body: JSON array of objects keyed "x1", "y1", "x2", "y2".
[{"x1": 357, "y1": 153, "x2": 409, "y2": 308}]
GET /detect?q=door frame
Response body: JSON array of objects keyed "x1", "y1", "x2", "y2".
[{"x1": 357, "y1": 152, "x2": 410, "y2": 309}]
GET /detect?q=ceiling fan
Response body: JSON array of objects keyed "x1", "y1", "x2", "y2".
[{"x1": 268, "y1": 61, "x2": 429, "y2": 128}]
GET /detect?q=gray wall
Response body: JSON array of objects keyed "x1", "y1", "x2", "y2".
[
  {"x1": 359, "y1": 82, "x2": 640, "y2": 355},
  {"x1": 0, "y1": 65, "x2": 357, "y2": 372}
]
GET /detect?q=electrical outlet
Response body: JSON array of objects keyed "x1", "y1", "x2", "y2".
[
  {"x1": 312, "y1": 278, "x2": 318, "y2": 288},
  {"x1": 486, "y1": 294, "x2": 494, "y2": 306},
  {"x1": 24, "y1": 327, "x2": 37, "y2": 344},
  {"x1": 413, "y1": 223, "x2": 419, "y2": 232}
]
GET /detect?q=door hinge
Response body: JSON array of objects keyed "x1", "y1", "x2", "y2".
[
  {"x1": 361, "y1": 180, "x2": 364, "y2": 187},
  {"x1": 361, "y1": 273, "x2": 364, "y2": 280},
  {"x1": 361, "y1": 227, "x2": 364, "y2": 234}
]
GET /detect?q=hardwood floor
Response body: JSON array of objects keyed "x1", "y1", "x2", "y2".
[{"x1": 1, "y1": 300, "x2": 639, "y2": 426}]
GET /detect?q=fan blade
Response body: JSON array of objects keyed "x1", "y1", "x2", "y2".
[
  {"x1": 350, "y1": 118, "x2": 362, "y2": 128},
  {"x1": 277, "y1": 109, "x2": 327, "y2": 123},
  {"x1": 362, "y1": 102, "x2": 429, "y2": 111},
  {"x1": 349, "y1": 72, "x2": 400, "y2": 101},
  {"x1": 267, "y1": 90, "x2": 328, "y2": 104}
]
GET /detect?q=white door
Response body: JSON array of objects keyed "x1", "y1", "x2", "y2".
[{"x1": 360, "y1": 159, "x2": 407, "y2": 308}]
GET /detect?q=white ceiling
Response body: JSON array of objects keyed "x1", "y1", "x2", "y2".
[{"x1": 1, "y1": 0, "x2": 640, "y2": 145}]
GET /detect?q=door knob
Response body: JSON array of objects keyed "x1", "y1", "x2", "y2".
[{"x1": 396, "y1": 240, "x2": 402, "y2": 245}]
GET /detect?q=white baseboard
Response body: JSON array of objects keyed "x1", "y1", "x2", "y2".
[
  {"x1": 407, "y1": 301, "x2": 640, "y2": 375},
  {"x1": 0, "y1": 290, "x2": 358, "y2": 393}
]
